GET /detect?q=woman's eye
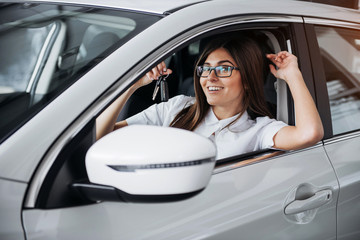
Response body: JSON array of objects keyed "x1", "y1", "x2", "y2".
[
  {"x1": 218, "y1": 66, "x2": 229, "y2": 73},
  {"x1": 203, "y1": 67, "x2": 211, "y2": 72}
]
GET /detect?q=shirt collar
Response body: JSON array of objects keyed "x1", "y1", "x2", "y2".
[{"x1": 204, "y1": 108, "x2": 250, "y2": 130}]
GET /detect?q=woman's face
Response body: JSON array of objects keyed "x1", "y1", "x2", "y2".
[{"x1": 200, "y1": 48, "x2": 244, "y2": 118}]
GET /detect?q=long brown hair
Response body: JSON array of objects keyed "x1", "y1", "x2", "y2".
[{"x1": 170, "y1": 34, "x2": 273, "y2": 131}]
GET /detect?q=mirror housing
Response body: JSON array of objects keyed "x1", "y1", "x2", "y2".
[{"x1": 83, "y1": 125, "x2": 216, "y2": 202}]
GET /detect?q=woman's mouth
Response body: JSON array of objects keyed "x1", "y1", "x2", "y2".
[{"x1": 208, "y1": 86, "x2": 224, "y2": 92}]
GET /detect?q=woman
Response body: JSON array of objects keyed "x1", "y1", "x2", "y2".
[{"x1": 96, "y1": 35, "x2": 324, "y2": 159}]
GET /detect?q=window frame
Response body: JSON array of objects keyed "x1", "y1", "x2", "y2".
[{"x1": 304, "y1": 18, "x2": 360, "y2": 140}]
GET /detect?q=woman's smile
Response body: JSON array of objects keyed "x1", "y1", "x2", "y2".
[{"x1": 207, "y1": 86, "x2": 224, "y2": 92}]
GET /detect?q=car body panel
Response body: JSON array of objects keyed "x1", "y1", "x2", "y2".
[
  {"x1": 3, "y1": 0, "x2": 360, "y2": 22},
  {"x1": 324, "y1": 134, "x2": 360, "y2": 240},
  {"x1": 0, "y1": 0, "x2": 204, "y2": 15},
  {"x1": 23, "y1": 146, "x2": 338, "y2": 240},
  {"x1": 303, "y1": 17, "x2": 360, "y2": 240},
  {"x1": 0, "y1": 179, "x2": 27, "y2": 240}
]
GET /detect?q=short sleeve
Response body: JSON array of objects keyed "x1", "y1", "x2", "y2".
[
  {"x1": 126, "y1": 95, "x2": 194, "y2": 127},
  {"x1": 257, "y1": 117, "x2": 288, "y2": 149}
]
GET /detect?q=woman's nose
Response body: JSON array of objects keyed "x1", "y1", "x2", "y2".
[{"x1": 207, "y1": 69, "x2": 218, "y2": 81}]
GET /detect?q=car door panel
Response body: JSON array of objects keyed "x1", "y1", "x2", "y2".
[
  {"x1": 324, "y1": 136, "x2": 360, "y2": 240},
  {"x1": 305, "y1": 20, "x2": 360, "y2": 240},
  {"x1": 23, "y1": 145, "x2": 338, "y2": 240},
  {"x1": 0, "y1": 179, "x2": 27, "y2": 240}
]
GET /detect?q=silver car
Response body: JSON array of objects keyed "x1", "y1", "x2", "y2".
[{"x1": 1, "y1": 0, "x2": 360, "y2": 239}]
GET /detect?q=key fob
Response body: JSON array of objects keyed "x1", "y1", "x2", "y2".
[
  {"x1": 152, "y1": 78, "x2": 161, "y2": 101},
  {"x1": 160, "y1": 79, "x2": 169, "y2": 102}
]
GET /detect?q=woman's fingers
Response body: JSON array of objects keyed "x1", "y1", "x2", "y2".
[
  {"x1": 137, "y1": 61, "x2": 173, "y2": 88},
  {"x1": 146, "y1": 72, "x2": 154, "y2": 81},
  {"x1": 267, "y1": 54, "x2": 281, "y2": 67},
  {"x1": 267, "y1": 51, "x2": 291, "y2": 59},
  {"x1": 159, "y1": 61, "x2": 167, "y2": 73},
  {"x1": 267, "y1": 51, "x2": 300, "y2": 82},
  {"x1": 151, "y1": 66, "x2": 161, "y2": 79},
  {"x1": 269, "y1": 64, "x2": 277, "y2": 78},
  {"x1": 143, "y1": 61, "x2": 173, "y2": 83},
  {"x1": 150, "y1": 61, "x2": 172, "y2": 80},
  {"x1": 267, "y1": 51, "x2": 297, "y2": 70}
]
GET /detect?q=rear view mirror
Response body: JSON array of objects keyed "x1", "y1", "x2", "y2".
[{"x1": 76, "y1": 125, "x2": 216, "y2": 202}]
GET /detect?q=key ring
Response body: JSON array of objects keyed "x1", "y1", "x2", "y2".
[{"x1": 162, "y1": 73, "x2": 169, "y2": 81}]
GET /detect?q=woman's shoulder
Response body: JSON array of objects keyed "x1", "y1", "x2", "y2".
[
  {"x1": 167, "y1": 94, "x2": 195, "y2": 107},
  {"x1": 254, "y1": 115, "x2": 288, "y2": 128},
  {"x1": 170, "y1": 94, "x2": 195, "y2": 102}
]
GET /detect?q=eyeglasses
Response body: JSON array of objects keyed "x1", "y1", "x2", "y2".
[{"x1": 196, "y1": 65, "x2": 239, "y2": 78}]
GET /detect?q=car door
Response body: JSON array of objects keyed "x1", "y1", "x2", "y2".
[
  {"x1": 305, "y1": 19, "x2": 360, "y2": 240},
  {"x1": 21, "y1": 11, "x2": 338, "y2": 240}
]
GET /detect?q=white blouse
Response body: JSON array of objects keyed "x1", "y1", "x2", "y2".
[{"x1": 126, "y1": 95, "x2": 287, "y2": 160}]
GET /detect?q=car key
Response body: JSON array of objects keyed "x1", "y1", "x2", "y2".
[
  {"x1": 152, "y1": 74, "x2": 169, "y2": 102},
  {"x1": 152, "y1": 76, "x2": 162, "y2": 101},
  {"x1": 160, "y1": 78, "x2": 169, "y2": 102}
]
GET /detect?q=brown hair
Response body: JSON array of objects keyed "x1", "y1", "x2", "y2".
[{"x1": 170, "y1": 34, "x2": 273, "y2": 131}]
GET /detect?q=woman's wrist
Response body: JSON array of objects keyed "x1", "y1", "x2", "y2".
[{"x1": 282, "y1": 67, "x2": 302, "y2": 84}]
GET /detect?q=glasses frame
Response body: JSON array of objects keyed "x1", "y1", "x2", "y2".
[{"x1": 196, "y1": 65, "x2": 240, "y2": 78}]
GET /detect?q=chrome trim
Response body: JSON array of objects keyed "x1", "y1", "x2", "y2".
[
  {"x1": 24, "y1": 14, "x2": 304, "y2": 208},
  {"x1": 324, "y1": 131, "x2": 360, "y2": 145},
  {"x1": 108, "y1": 158, "x2": 215, "y2": 172},
  {"x1": 213, "y1": 150, "x2": 286, "y2": 175},
  {"x1": 304, "y1": 17, "x2": 360, "y2": 30},
  {"x1": 213, "y1": 142, "x2": 324, "y2": 174}
]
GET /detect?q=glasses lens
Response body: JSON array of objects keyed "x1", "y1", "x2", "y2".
[
  {"x1": 216, "y1": 66, "x2": 231, "y2": 77},
  {"x1": 197, "y1": 65, "x2": 234, "y2": 77},
  {"x1": 197, "y1": 66, "x2": 211, "y2": 77},
  {"x1": 196, "y1": 66, "x2": 203, "y2": 77},
  {"x1": 202, "y1": 66, "x2": 211, "y2": 76}
]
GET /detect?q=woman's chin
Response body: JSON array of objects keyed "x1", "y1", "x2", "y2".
[{"x1": 206, "y1": 98, "x2": 221, "y2": 107}]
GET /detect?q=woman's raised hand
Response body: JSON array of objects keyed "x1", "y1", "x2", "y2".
[
  {"x1": 266, "y1": 51, "x2": 300, "y2": 83},
  {"x1": 134, "y1": 61, "x2": 173, "y2": 89},
  {"x1": 96, "y1": 61, "x2": 173, "y2": 140}
]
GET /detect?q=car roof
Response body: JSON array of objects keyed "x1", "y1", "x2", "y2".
[
  {"x1": 1, "y1": 0, "x2": 205, "y2": 15},
  {"x1": 195, "y1": 0, "x2": 360, "y2": 24},
  {"x1": 2, "y1": 0, "x2": 360, "y2": 22}
]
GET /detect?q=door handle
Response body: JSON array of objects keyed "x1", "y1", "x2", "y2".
[{"x1": 284, "y1": 189, "x2": 332, "y2": 215}]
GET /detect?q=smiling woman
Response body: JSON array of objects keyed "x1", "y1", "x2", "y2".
[{"x1": 96, "y1": 33, "x2": 324, "y2": 159}]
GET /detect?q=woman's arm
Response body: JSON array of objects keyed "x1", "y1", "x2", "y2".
[
  {"x1": 266, "y1": 51, "x2": 324, "y2": 150},
  {"x1": 96, "y1": 62, "x2": 172, "y2": 140}
]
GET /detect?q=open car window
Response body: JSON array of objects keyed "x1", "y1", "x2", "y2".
[
  {"x1": 0, "y1": 3, "x2": 160, "y2": 142},
  {"x1": 118, "y1": 29, "x2": 285, "y2": 122}
]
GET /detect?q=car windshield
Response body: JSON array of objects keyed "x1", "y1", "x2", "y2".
[{"x1": 0, "y1": 3, "x2": 160, "y2": 142}]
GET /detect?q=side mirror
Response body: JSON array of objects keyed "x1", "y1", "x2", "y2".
[{"x1": 74, "y1": 125, "x2": 216, "y2": 203}]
